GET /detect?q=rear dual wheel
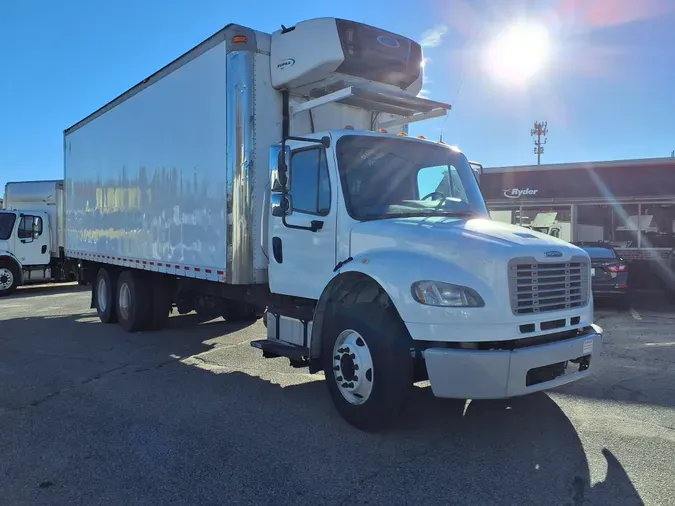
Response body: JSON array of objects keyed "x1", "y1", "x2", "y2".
[
  {"x1": 116, "y1": 271, "x2": 153, "y2": 332},
  {"x1": 95, "y1": 268, "x2": 172, "y2": 331}
]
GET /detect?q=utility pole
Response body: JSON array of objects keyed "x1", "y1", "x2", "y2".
[{"x1": 531, "y1": 121, "x2": 548, "y2": 165}]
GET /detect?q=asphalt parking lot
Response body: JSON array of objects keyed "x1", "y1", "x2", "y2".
[{"x1": 1, "y1": 285, "x2": 674, "y2": 505}]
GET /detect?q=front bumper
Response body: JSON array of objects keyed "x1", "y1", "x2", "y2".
[{"x1": 423, "y1": 324, "x2": 603, "y2": 399}]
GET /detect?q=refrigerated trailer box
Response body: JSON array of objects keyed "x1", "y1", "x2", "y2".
[
  {"x1": 60, "y1": 17, "x2": 602, "y2": 431},
  {"x1": 0, "y1": 180, "x2": 80, "y2": 290}
]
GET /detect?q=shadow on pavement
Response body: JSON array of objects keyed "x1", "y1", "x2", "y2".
[
  {"x1": 7, "y1": 282, "x2": 89, "y2": 299},
  {"x1": 558, "y1": 289, "x2": 675, "y2": 410},
  {"x1": 0, "y1": 311, "x2": 644, "y2": 505}
]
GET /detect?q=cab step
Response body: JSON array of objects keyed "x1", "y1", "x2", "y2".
[{"x1": 250, "y1": 339, "x2": 310, "y2": 360}]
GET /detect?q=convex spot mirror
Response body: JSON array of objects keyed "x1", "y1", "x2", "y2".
[{"x1": 271, "y1": 193, "x2": 292, "y2": 217}]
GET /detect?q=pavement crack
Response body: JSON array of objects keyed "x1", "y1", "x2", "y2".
[
  {"x1": 338, "y1": 443, "x2": 436, "y2": 504},
  {"x1": 81, "y1": 363, "x2": 131, "y2": 384}
]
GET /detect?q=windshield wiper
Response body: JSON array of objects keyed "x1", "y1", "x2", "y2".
[{"x1": 361, "y1": 211, "x2": 477, "y2": 221}]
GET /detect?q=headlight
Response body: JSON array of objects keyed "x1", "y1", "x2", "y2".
[{"x1": 411, "y1": 281, "x2": 485, "y2": 307}]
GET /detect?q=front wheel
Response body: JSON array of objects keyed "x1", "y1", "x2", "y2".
[
  {"x1": 0, "y1": 264, "x2": 19, "y2": 297},
  {"x1": 322, "y1": 300, "x2": 413, "y2": 432}
]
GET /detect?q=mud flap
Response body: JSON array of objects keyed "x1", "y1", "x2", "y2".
[{"x1": 90, "y1": 282, "x2": 97, "y2": 309}]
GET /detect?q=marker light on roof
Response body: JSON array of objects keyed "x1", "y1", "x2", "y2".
[{"x1": 397, "y1": 131, "x2": 407, "y2": 137}]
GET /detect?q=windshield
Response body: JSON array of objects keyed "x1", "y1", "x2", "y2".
[
  {"x1": 582, "y1": 246, "x2": 617, "y2": 259},
  {"x1": 0, "y1": 212, "x2": 17, "y2": 241},
  {"x1": 336, "y1": 135, "x2": 488, "y2": 221}
]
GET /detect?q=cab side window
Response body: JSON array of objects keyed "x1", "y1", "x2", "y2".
[
  {"x1": 290, "y1": 148, "x2": 331, "y2": 216},
  {"x1": 17, "y1": 215, "x2": 42, "y2": 239}
]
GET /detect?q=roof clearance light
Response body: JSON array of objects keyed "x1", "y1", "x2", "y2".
[
  {"x1": 417, "y1": 135, "x2": 426, "y2": 140},
  {"x1": 378, "y1": 128, "x2": 388, "y2": 133},
  {"x1": 344, "y1": 125, "x2": 355, "y2": 130},
  {"x1": 232, "y1": 35, "x2": 248, "y2": 43},
  {"x1": 397, "y1": 131, "x2": 407, "y2": 137}
]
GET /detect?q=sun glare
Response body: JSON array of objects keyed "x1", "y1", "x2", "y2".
[{"x1": 483, "y1": 22, "x2": 551, "y2": 88}]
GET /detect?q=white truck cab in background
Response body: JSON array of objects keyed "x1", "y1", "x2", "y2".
[
  {"x1": 62, "y1": 17, "x2": 603, "y2": 431},
  {"x1": 0, "y1": 180, "x2": 80, "y2": 295}
]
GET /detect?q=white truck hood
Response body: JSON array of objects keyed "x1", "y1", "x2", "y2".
[
  {"x1": 348, "y1": 216, "x2": 593, "y2": 343},
  {"x1": 349, "y1": 216, "x2": 585, "y2": 267}
]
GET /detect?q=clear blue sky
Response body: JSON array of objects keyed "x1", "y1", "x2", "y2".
[{"x1": 1, "y1": 0, "x2": 673, "y2": 196}]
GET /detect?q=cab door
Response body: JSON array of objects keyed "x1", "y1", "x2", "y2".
[
  {"x1": 13, "y1": 213, "x2": 50, "y2": 267},
  {"x1": 267, "y1": 141, "x2": 338, "y2": 299}
]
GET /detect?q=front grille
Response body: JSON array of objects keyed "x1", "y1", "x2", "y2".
[{"x1": 508, "y1": 257, "x2": 590, "y2": 315}]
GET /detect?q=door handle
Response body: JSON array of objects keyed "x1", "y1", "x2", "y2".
[
  {"x1": 310, "y1": 220, "x2": 324, "y2": 231},
  {"x1": 272, "y1": 237, "x2": 283, "y2": 264}
]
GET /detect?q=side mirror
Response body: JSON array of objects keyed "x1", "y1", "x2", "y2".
[
  {"x1": 270, "y1": 193, "x2": 292, "y2": 217},
  {"x1": 32, "y1": 218, "x2": 40, "y2": 235},
  {"x1": 469, "y1": 161, "x2": 483, "y2": 185},
  {"x1": 270, "y1": 145, "x2": 291, "y2": 193}
]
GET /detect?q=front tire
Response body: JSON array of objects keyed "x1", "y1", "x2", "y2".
[
  {"x1": 322, "y1": 298, "x2": 413, "y2": 432},
  {"x1": 0, "y1": 264, "x2": 19, "y2": 297}
]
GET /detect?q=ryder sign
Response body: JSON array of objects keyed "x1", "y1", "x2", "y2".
[{"x1": 503, "y1": 188, "x2": 538, "y2": 199}]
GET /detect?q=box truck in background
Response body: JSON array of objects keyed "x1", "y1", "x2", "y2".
[
  {"x1": 10, "y1": 17, "x2": 601, "y2": 430},
  {"x1": 0, "y1": 180, "x2": 82, "y2": 293}
]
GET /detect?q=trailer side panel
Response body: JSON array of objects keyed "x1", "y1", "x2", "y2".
[{"x1": 65, "y1": 41, "x2": 229, "y2": 282}]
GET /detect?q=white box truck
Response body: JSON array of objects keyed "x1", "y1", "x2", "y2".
[
  {"x1": 0, "y1": 180, "x2": 82, "y2": 292},
  {"x1": 53, "y1": 17, "x2": 603, "y2": 430}
]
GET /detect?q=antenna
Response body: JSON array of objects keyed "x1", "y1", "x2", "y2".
[{"x1": 531, "y1": 121, "x2": 548, "y2": 165}]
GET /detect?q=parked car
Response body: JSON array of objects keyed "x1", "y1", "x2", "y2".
[{"x1": 574, "y1": 242, "x2": 630, "y2": 309}]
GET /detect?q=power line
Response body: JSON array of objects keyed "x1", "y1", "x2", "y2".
[{"x1": 531, "y1": 121, "x2": 548, "y2": 165}]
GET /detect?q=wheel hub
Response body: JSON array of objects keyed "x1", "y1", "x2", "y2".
[
  {"x1": 339, "y1": 353, "x2": 357, "y2": 381},
  {"x1": 97, "y1": 278, "x2": 108, "y2": 312},
  {"x1": 0, "y1": 268, "x2": 13, "y2": 290},
  {"x1": 118, "y1": 282, "x2": 131, "y2": 321},
  {"x1": 332, "y1": 330, "x2": 374, "y2": 405}
]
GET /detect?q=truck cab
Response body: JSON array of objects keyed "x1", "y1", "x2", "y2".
[
  {"x1": 0, "y1": 180, "x2": 77, "y2": 296},
  {"x1": 262, "y1": 131, "x2": 602, "y2": 432},
  {"x1": 0, "y1": 210, "x2": 51, "y2": 294},
  {"x1": 266, "y1": 131, "x2": 487, "y2": 300}
]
